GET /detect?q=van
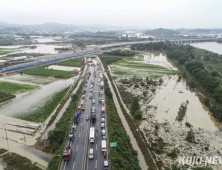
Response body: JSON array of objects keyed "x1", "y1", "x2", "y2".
[{"x1": 89, "y1": 148, "x2": 94, "y2": 159}]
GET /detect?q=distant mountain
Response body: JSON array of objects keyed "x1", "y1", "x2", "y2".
[
  {"x1": 0, "y1": 22, "x2": 73, "y2": 30},
  {"x1": 145, "y1": 28, "x2": 179, "y2": 37}
]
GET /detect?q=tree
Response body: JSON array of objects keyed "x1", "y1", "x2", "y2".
[
  {"x1": 186, "y1": 129, "x2": 195, "y2": 143},
  {"x1": 130, "y1": 97, "x2": 140, "y2": 115},
  {"x1": 211, "y1": 70, "x2": 220, "y2": 77},
  {"x1": 143, "y1": 90, "x2": 148, "y2": 96},
  {"x1": 134, "y1": 110, "x2": 143, "y2": 119}
]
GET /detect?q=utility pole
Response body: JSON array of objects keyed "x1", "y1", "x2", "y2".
[
  {"x1": 4, "y1": 124, "x2": 9, "y2": 151},
  {"x1": 23, "y1": 133, "x2": 26, "y2": 145}
]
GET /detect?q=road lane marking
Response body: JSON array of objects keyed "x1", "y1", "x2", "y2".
[
  {"x1": 96, "y1": 144, "x2": 97, "y2": 151},
  {"x1": 97, "y1": 122, "x2": 98, "y2": 126},
  {"x1": 76, "y1": 145, "x2": 78, "y2": 151},
  {"x1": 79, "y1": 133, "x2": 81, "y2": 138},
  {"x1": 72, "y1": 162, "x2": 75, "y2": 170},
  {"x1": 95, "y1": 160, "x2": 97, "y2": 169},
  {"x1": 63, "y1": 162, "x2": 67, "y2": 170}
]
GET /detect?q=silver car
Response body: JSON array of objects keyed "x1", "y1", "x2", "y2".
[
  {"x1": 101, "y1": 118, "x2": 105, "y2": 123},
  {"x1": 101, "y1": 123, "x2": 105, "y2": 128}
]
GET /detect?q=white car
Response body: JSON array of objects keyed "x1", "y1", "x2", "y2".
[
  {"x1": 101, "y1": 118, "x2": 105, "y2": 123},
  {"x1": 101, "y1": 91, "x2": 103, "y2": 95},
  {"x1": 101, "y1": 129, "x2": 106, "y2": 136},
  {"x1": 92, "y1": 100, "x2": 95, "y2": 104},
  {"x1": 86, "y1": 115, "x2": 89, "y2": 120},
  {"x1": 101, "y1": 123, "x2": 105, "y2": 128}
]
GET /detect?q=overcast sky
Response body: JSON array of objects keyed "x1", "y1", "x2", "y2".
[{"x1": 0, "y1": 0, "x2": 221, "y2": 28}]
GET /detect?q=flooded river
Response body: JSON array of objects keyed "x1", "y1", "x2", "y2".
[
  {"x1": 149, "y1": 75, "x2": 218, "y2": 131},
  {"x1": 190, "y1": 42, "x2": 222, "y2": 54}
]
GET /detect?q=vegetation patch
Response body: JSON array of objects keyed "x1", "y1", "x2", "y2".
[
  {"x1": 22, "y1": 68, "x2": 77, "y2": 78},
  {"x1": 2, "y1": 152, "x2": 42, "y2": 170},
  {"x1": 16, "y1": 87, "x2": 70, "y2": 122},
  {"x1": 104, "y1": 79, "x2": 141, "y2": 170},
  {"x1": 0, "y1": 148, "x2": 7, "y2": 155},
  {"x1": 0, "y1": 81, "x2": 38, "y2": 94},
  {"x1": 56, "y1": 58, "x2": 83, "y2": 67},
  {"x1": 100, "y1": 56, "x2": 158, "y2": 169},
  {"x1": 47, "y1": 82, "x2": 83, "y2": 170},
  {"x1": 0, "y1": 91, "x2": 15, "y2": 103}
]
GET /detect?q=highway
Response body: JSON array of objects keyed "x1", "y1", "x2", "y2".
[{"x1": 63, "y1": 58, "x2": 106, "y2": 170}]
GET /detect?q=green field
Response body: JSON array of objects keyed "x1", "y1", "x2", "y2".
[
  {"x1": 22, "y1": 68, "x2": 76, "y2": 78},
  {"x1": 110, "y1": 56, "x2": 178, "y2": 78},
  {"x1": 57, "y1": 58, "x2": 82, "y2": 67},
  {"x1": 16, "y1": 87, "x2": 70, "y2": 122},
  {"x1": 0, "y1": 48, "x2": 12, "y2": 55},
  {"x1": 0, "y1": 81, "x2": 38, "y2": 94}
]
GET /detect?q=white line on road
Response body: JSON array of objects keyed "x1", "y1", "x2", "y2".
[
  {"x1": 76, "y1": 145, "x2": 78, "y2": 151},
  {"x1": 72, "y1": 162, "x2": 75, "y2": 170},
  {"x1": 97, "y1": 122, "x2": 98, "y2": 126},
  {"x1": 81, "y1": 123, "x2": 83, "y2": 126},
  {"x1": 95, "y1": 160, "x2": 97, "y2": 169},
  {"x1": 63, "y1": 162, "x2": 67, "y2": 170},
  {"x1": 79, "y1": 133, "x2": 81, "y2": 138},
  {"x1": 96, "y1": 144, "x2": 97, "y2": 151}
]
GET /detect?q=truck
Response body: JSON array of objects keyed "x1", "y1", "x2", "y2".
[
  {"x1": 91, "y1": 112, "x2": 96, "y2": 123},
  {"x1": 89, "y1": 127, "x2": 95, "y2": 143},
  {"x1": 101, "y1": 140, "x2": 107, "y2": 152},
  {"x1": 62, "y1": 146, "x2": 72, "y2": 161},
  {"x1": 74, "y1": 112, "x2": 80, "y2": 124},
  {"x1": 81, "y1": 99, "x2": 85, "y2": 106},
  {"x1": 100, "y1": 81, "x2": 104, "y2": 89}
]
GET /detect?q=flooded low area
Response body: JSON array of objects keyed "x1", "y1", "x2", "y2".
[
  {"x1": 0, "y1": 77, "x2": 75, "y2": 117},
  {"x1": 190, "y1": 42, "x2": 222, "y2": 54},
  {"x1": 46, "y1": 65, "x2": 80, "y2": 71},
  {"x1": 0, "y1": 74, "x2": 56, "y2": 85},
  {"x1": 32, "y1": 36, "x2": 62, "y2": 43},
  {"x1": 138, "y1": 51, "x2": 176, "y2": 70},
  {"x1": 0, "y1": 44, "x2": 71, "y2": 58},
  {"x1": 149, "y1": 75, "x2": 218, "y2": 131}
]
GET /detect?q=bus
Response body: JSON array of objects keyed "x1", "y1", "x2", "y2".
[
  {"x1": 89, "y1": 127, "x2": 95, "y2": 143},
  {"x1": 101, "y1": 140, "x2": 107, "y2": 152}
]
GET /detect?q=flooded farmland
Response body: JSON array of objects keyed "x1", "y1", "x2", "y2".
[{"x1": 0, "y1": 76, "x2": 75, "y2": 118}]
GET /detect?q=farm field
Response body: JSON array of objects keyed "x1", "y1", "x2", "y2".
[
  {"x1": 56, "y1": 58, "x2": 82, "y2": 67},
  {"x1": 22, "y1": 67, "x2": 77, "y2": 78},
  {"x1": 0, "y1": 81, "x2": 38, "y2": 94},
  {"x1": 110, "y1": 53, "x2": 178, "y2": 78}
]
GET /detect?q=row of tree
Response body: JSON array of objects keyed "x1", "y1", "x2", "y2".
[
  {"x1": 131, "y1": 42, "x2": 222, "y2": 121},
  {"x1": 131, "y1": 42, "x2": 170, "y2": 51}
]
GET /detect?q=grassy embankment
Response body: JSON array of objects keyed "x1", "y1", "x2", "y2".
[
  {"x1": 0, "y1": 81, "x2": 38, "y2": 94},
  {"x1": 100, "y1": 55, "x2": 158, "y2": 170},
  {"x1": 47, "y1": 82, "x2": 83, "y2": 170},
  {"x1": 0, "y1": 48, "x2": 12, "y2": 55},
  {"x1": 16, "y1": 86, "x2": 70, "y2": 122},
  {"x1": 56, "y1": 58, "x2": 83, "y2": 67},
  {"x1": 104, "y1": 79, "x2": 141, "y2": 170},
  {"x1": 1, "y1": 152, "x2": 42, "y2": 170},
  {"x1": 22, "y1": 68, "x2": 77, "y2": 78}
]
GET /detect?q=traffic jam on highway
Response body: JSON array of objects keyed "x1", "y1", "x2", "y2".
[{"x1": 61, "y1": 58, "x2": 109, "y2": 170}]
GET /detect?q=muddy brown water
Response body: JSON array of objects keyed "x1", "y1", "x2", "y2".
[{"x1": 149, "y1": 75, "x2": 218, "y2": 131}]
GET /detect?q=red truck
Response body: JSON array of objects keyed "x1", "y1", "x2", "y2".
[{"x1": 62, "y1": 146, "x2": 72, "y2": 161}]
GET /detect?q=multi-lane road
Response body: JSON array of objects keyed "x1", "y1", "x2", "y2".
[{"x1": 63, "y1": 58, "x2": 107, "y2": 170}]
